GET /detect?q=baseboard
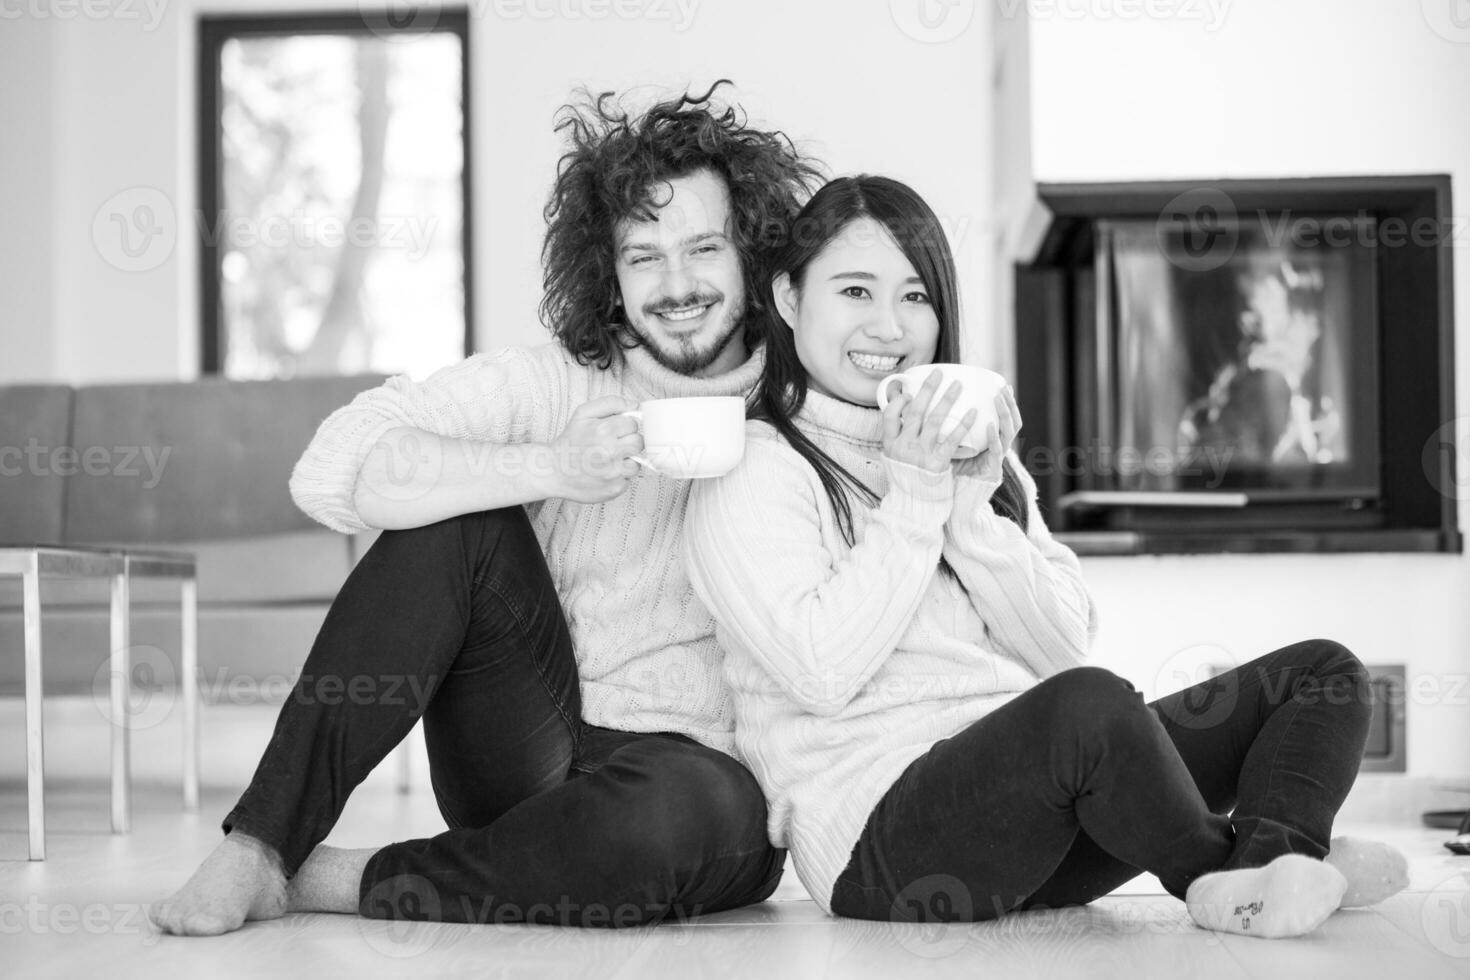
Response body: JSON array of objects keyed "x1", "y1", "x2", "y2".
[{"x1": 1336, "y1": 774, "x2": 1470, "y2": 825}]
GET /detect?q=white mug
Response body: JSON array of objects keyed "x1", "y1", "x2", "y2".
[
  {"x1": 875, "y1": 364, "x2": 1008, "y2": 459},
  {"x1": 620, "y1": 396, "x2": 746, "y2": 479}
]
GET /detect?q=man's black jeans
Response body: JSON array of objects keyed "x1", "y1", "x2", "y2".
[
  {"x1": 223, "y1": 508, "x2": 785, "y2": 926},
  {"x1": 831, "y1": 644, "x2": 1372, "y2": 921}
]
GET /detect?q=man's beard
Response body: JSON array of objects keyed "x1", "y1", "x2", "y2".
[{"x1": 630, "y1": 293, "x2": 747, "y2": 376}]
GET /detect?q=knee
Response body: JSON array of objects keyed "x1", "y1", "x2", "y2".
[
  {"x1": 1033, "y1": 666, "x2": 1153, "y2": 739},
  {"x1": 373, "y1": 505, "x2": 534, "y2": 558},
  {"x1": 1299, "y1": 638, "x2": 1367, "y2": 679},
  {"x1": 1294, "y1": 638, "x2": 1372, "y2": 718},
  {"x1": 1036, "y1": 666, "x2": 1142, "y2": 712},
  {"x1": 448, "y1": 506, "x2": 537, "y2": 549}
]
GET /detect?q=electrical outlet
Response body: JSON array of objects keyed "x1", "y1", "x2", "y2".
[{"x1": 1360, "y1": 664, "x2": 1406, "y2": 773}]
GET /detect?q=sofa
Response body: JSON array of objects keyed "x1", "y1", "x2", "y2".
[{"x1": 0, "y1": 374, "x2": 387, "y2": 700}]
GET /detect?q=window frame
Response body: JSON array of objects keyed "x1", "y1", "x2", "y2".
[{"x1": 197, "y1": 9, "x2": 475, "y2": 376}]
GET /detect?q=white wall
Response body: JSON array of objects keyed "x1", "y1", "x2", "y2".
[
  {"x1": 1027, "y1": 0, "x2": 1468, "y2": 185},
  {"x1": 994, "y1": 0, "x2": 1470, "y2": 775},
  {"x1": 0, "y1": 17, "x2": 58, "y2": 383},
  {"x1": 0, "y1": 6, "x2": 190, "y2": 385},
  {"x1": 0, "y1": 0, "x2": 1000, "y2": 384}
]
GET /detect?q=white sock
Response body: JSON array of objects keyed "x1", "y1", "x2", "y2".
[
  {"x1": 1185, "y1": 853, "x2": 1347, "y2": 939},
  {"x1": 1324, "y1": 836, "x2": 1410, "y2": 907}
]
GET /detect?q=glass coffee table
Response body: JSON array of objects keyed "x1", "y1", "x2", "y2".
[{"x1": 0, "y1": 544, "x2": 198, "y2": 860}]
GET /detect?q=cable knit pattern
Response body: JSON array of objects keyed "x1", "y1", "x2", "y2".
[
  {"x1": 289, "y1": 341, "x2": 766, "y2": 754},
  {"x1": 684, "y1": 389, "x2": 1098, "y2": 913}
]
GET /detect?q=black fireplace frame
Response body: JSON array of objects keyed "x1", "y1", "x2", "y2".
[{"x1": 1014, "y1": 175, "x2": 1460, "y2": 556}]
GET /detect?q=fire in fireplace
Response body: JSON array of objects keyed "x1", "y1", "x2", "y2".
[{"x1": 1013, "y1": 175, "x2": 1458, "y2": 555}]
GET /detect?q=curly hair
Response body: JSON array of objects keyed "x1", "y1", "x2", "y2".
[{"x1": 540, "y1": 80, "x2": 824, "y2": 367}]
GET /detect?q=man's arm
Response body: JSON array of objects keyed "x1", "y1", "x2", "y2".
[
  {"x1": 352, "y1": 430, "x2": 562, "y2": 530},
  {"x1": 290, "y1": 349, "x2": 641, "y2": 533},
  {"x1": 352, "y1": 402, "x2": 642, "y2": 530}
]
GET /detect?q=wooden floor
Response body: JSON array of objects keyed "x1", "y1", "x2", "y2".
[{"x1": 3, "y1": 700, "x2": 1470, "y2": 979}]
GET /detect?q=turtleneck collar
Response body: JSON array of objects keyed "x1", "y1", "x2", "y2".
[
  {"x1": 794, "y1": 387, "x2": 885, "y2": 448},
  {"x1": 618, "y1": 341, "x2": 766, "y2": 400}
]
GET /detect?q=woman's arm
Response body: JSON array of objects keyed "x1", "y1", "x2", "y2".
[
  {"x1": 942, "y1": 454, "x2": 1097, "y2": 679},
  {"x1": 684, "y1": 434, "x2": 953, "y2": 717}
]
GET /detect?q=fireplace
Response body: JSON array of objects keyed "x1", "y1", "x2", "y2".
[{"x1": 1014, "y1": 175, "x2": 1459, "y2": 555}]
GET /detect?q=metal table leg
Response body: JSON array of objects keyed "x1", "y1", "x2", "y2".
[
  {"x1": 123, "y1": 551, "x2": 200, "y2": 814},
  {"x1": 23, "y1": 552, "x2": 45, "y2": 861},
  {"x1": 110, "y1": 565, "x2": 131, "y2": 835},
  {"x1": 182, "y1": 577, "x2": 199, "y2": 812}
]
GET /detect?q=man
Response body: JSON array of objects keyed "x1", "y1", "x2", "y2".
[{"x1": 154, "y1": 82, "x2": 821, "y2": 935}]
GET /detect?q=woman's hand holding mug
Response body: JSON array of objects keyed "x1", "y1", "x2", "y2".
[
  {"x1": 880, "y1": 371, "x2": 979, "y2": 474},
  {"x1": 877, "y1": 364, "x2": 1007, "y2": 460},
  {"x1": 952, "y1": 385, "x2": 1022, "y2": 491}
]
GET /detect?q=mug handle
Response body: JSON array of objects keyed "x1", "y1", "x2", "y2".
[
  {"x1": 616, "y1": 409, "x2": 658, "y2": 474},
  {"x1": 875, "y1": 374, "x2": 906, "y2": 410}
]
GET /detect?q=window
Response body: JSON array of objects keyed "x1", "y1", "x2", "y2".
[{"x1": 199, "y1": 11, "x2": 472, "y2": 379}]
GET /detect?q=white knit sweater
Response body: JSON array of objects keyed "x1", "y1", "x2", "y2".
[
  {"x1": 684, "y1": 389, "x2": 1098, "y2": 913},
  {"x1": 288, "y1": 341, "x2": 766, "y2": 755}
]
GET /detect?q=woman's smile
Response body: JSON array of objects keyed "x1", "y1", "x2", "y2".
[{"x1": 847, "y1": 351, "x2": 903, "y2": 374}]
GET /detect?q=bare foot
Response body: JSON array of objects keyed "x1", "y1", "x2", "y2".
[
  {"x1": 151, "y1": 832, "x2": 288, "y2": 936},
  {"x1": 1185, "y1": 853, "x2": 1347, "y2": 939},
  {"x1": 1325, "y1": 836, "x2": 1410, "y2": 907},
  {"x1": 287, "y1": 844, "x2": 377, "y2": 915}
]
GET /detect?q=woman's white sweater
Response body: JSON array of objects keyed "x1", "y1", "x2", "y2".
[{"x1": 684, "y1": 389, "x2": 1097, "y2": 912}]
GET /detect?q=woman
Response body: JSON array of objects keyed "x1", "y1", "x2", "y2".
[{"x1": 683, "y1": 175, "x2": 1407, "y2": 938}]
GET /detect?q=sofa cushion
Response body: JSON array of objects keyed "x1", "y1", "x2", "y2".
[
  {"x1": 0, "y1": 385, "x2": 73, "y2": 544},
  {"x1": 0, "y1": 601, "x2": 333, "y2": 698},
  {"x1": 187, "y1": 529, "x2": 356, "y2": 603},
  {"x1": 63, "y1": 374, "x2": 386, "y2": 544}
]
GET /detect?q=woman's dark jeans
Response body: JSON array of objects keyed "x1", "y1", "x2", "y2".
[
  {"x1": 831, "y1": 646, "x2": 1372, "y2": 922},
  {"x1": 222, "y1": 508, "x2": 784, "y2": 926}
]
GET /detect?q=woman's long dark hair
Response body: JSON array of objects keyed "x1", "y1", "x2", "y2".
[{"x1": 753, "y1": 175, "x2": 1031, "y2": 546}]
